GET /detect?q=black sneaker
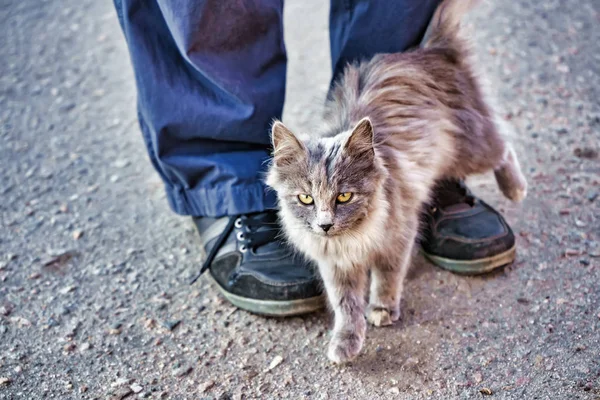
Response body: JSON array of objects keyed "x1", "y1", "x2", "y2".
[
  {"x1": 421, "y1": 179, "x2": 516, "y2": 274},
  {"x1": 190, "y1": 210, "x2": 324, "y2": 316}
]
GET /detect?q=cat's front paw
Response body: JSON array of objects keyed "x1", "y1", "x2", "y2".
[
  {"x1": 327, "y1": 331, "x2": 364, "y2": 364},
  {"x1": 366, "y1": 306, "x2": 400, "y2": 327}
]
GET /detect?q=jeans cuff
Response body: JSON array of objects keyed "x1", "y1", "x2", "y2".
[{"x1": 165, "y1": 181, "x2": 277, "y2": 217}]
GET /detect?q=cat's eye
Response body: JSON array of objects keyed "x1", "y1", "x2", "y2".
[
  {"x1": 336, "y1": 192, "x2": 352, "y2": 203},
  {"x1": 298, "y1": 194, "x2": 314, "y2": 205}
]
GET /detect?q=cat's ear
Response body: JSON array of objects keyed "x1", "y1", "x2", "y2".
[
  {"x1": 344, "y1": 118, "x2": 374, "y2": 159},
  {"x1": 271, "y1": 121, "x2": 305, "y2": 167}
]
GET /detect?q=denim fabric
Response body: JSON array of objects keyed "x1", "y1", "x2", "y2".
[
  {"x1": 329, "y1": 0, "x2": 440, "y2": 79},
  {"x1": 114, "y1": 0, "x2": 440, "y2": 217}
]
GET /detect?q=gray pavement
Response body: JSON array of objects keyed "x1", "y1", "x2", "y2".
[{"x1": 1, "y1": 0, "x2": 599, "y2": 399}]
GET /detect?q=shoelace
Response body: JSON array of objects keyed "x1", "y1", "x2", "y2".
[{"x1": 189, "y1": 210, "x2": 281, "y2": 285}]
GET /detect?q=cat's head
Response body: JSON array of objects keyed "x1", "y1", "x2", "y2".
[{"x1": 266, "y1": 118, "x2": 387, "y2": 237}]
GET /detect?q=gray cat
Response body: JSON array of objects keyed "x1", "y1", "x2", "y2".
[{"x1": 266, "y1": 0, "x2": 526, "y2": 364}]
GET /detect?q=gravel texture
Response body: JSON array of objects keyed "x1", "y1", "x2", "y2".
[{"x1": 1, "y1": 0, "x2": 599, "y2": 399}]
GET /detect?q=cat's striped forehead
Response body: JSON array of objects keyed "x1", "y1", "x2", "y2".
[
  {"x1": 306, "y1": 135, "x2": 347, "y2": 179},
  {"x1": 302, "y1": 133, "x2": 351, "y2": 187},
  {"x1": 301, "y1": 133, "x2": 379, "y2": 199}
]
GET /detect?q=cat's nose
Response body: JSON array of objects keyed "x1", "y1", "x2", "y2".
[{"x1": 319, "y1": 223, "x2": 333, "y2": 233}]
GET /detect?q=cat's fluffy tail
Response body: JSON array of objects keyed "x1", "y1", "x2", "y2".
[{"x1": 420, "y1": 0, "x2": 479, "y2": 50}]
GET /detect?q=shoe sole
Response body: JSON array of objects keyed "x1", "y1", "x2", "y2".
[
  {"x1": 207, "y1": 275, "x2": 326, "y2": 317},
  {"x1": 422, "y1": 245, "x2": 516, "y2": 275}
]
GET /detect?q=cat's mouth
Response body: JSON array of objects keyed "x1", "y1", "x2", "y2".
[{"x1": 312, "y1": 229, "x2": 338, "y2": 237}]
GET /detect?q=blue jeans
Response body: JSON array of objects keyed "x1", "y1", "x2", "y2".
[{"x1": 114, "y1": 0, "x2": 440, "y2": 217}]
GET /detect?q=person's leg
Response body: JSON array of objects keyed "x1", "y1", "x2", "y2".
[
  {"x1": 114, "y1": 0, "x2": 323, "y2": 314},
  {"x1": 329, "y1": 0, "x2": 440, "y2": 80},
  {"x1": 329, "y1": 0, "x2": 517, "y2": 274},
  {"x1": 115, "y1": 0, "x2": 284, "y2": 217}
]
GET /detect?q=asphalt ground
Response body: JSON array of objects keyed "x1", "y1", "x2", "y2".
[{"x1": 1, "y1": 0, "x2": 599, "y2": 399}]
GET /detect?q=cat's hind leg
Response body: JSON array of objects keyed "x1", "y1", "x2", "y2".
[
  {"x1": 366, "y1": 263, "x2": 403, "y2": 327},
  {"x1": 366, "y1": 228, "x2": 417, "y2": 327},
  {"x1": 494, "y1": 143, "x2": 527, "y2": 202}
]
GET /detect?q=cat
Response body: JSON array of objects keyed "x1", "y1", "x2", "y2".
[{"x1": 266, "y1": 0, "x2": 527, "y2": 364}]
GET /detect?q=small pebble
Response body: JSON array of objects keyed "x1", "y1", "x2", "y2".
[
  {"x1": 113, "y1": 159, "x2": 130, "y2": 168},
  {"x1": 59, "y1": 102, "x2": 76, "y2": 113},
  {"x1": 28, "y1": 272, "x2": 41, "y2": 280},
  {"x1": 480, "y1": 387, "x2": 493, "y2": 395},
  {"x1": 45, "y1": 318, "x2": 59, "y2": 328},
  {"x1": 144, "y1": 318, "x2": 156, "y2": 330},
  {"x1": 388, "y1": 387, "x2": 400, "y2": 395},
  {"x1": 574, "y1": 147, "x2": 598, "y2": 159},
  {"x1": 265, "y1": 355, "x2": 284, "y2": 372},
  {"x1": 172, "y1": 365, "x2": 192, "y2": 378},
  {"x1": 198, "y1": 380, "x2": 215, "y2": 393},
  {"x1": 111, "y1": 387, "x2": 133, "y2": 400},
  {"x1": 556, "y1": 127, "x2": 568, "y2": 135},
  {"x1": 80, "y1": 342, "x2": 92, "y2": 351},
  {"x1": 111, "y1": 378, "x2": 131, "y2": 387},
  {"x1": 63, "y1": 343, "x2": 76, "y2": 352},
  {"x1": 130, "y1": 383, "x2": 143, "y2": 393},
  {"x1": 59, "y1": 285, "x2": 77, "y2": 294},
  {"x1": 0, "y1": 377, "x2": 11, "y2": 386},
  {"x1": 163, "y1": 320, "x2": 181, "y2": 332},
  {"x1": 0, "y1": 304, "x2": 13, "y2": 316},
  {"x1": 72, "y1": 230, "x2": 84, "y2": 240},
  {"x1": 10, "y1": 316, "x2": 31, "y2": 328}
]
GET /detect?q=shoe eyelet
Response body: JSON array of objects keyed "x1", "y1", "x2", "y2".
[
  {"x1": 236, "y1": 231, "x2": 245, "y2": 241},
  {"x1": 239, "y1": 245, "x2": 248, "y2": 253},
  {"x1": 234, "y1": 218, "x2": 243, "y2": 229}
]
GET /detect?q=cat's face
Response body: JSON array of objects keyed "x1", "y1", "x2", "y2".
[{"x1": 267, "y1": 119, "x2": 386, "y2": 237}]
